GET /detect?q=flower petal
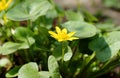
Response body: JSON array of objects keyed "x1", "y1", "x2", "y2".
[
  {"x1": 0, "y1": 2, "x2": 2, "y2": 6},
  {"x1": 2, "y1": 0, "x2": 6, "y2": 4},
  {"x1": 56, "y1": 26, "x2": 61, "y2": 34},
  {"x1": 62, "y1": 28, "x2": 67, "y2": 34},
  {"x1": 49, "y1": 26, "x2": 79, "y2": 42},
  {"x1": 68, "y1": 37, "x2": 79, "y2": 41},
  {"x1": 5, "y1": 0, "x2": 13, "y2": 9},
  {"x1": 0, "y1": 1, "x2": 3, "y2": 9},
  {"x1": 58, "y1": 39, "x2": 64, "y2": 42},
  {"x1": 0, "y1": 0, "x2": 13, "y2": 11},
  {"x1": 48, "y1": 31, "x2": 58, "y2": 39},
  {"x1": 68, "y1": 32, "x2": 76, "y2": 37}
]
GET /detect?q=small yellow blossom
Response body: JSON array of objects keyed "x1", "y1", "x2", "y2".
[
  {"x1": 0, "y1": 0, "x2": 13, "y2": 11},
  {"x1": 48, "y1": 26, "x2": 79, "y2": 42}
]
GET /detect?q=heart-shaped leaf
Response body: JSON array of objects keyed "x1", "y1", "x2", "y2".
[
  {"x1": 65, "y1": 11, "x2": 84, "y2": 21},
  {"x1": 6, "y1": 66, "x2": 21, "y2": 77},
  {"x1": 0, "y1": 42, "x2": 21, "y2": 55},
  {"x1": 18, "y1": 62, "x2": 40, "y2": 78},
  {"x1": 89, "y1": 31, "x2": 120, "y2": 62},
  {"x1": 62, "y1": 21, "x2": 97, "y2": 39},
  {"x1": 48, "y1": 55, "x2": 61, "y2": 78},
  {"x1": 39, "y1": 71, "x2": 50, "y2": 78},
  {"x1": 64, "y1": 46, "x2": 73, "y2": 61},
  {"x1": 13, "y1": 27, "x2": 35, "y2": 46},
  {"x1": 6, "y1": 0, "x2": 52, "y2": 21},
  {"x1": 13, "y1": 27, "x2": 33, "y2": 41}
]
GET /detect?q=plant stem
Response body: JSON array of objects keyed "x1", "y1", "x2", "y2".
[
  {"x1": 26, "y1": 37, "x2": 34, "y2": 61},
  {"x1": 27, "y1": 20, "x2": 32, "y2": 28},
  {"x1": 62, "y1": 41, "x2": 67, "y2": 63},
  {"x1": 61, "y1": 42, "x2": 65, "y2": 63},
  {"x1": 79, "y1": 52, "x2": 95, "y2": 78},
  {"x1": 24, "y1": 49, "x2": 30, "y2": 62},
  {"x1": 90, "y1": 57, "x2": 120, "y2": 78}
]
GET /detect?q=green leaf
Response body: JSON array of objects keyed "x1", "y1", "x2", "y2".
[
  {"x1": 48, "y1": 55, "x2": 61, "y2": 78},
  {"x1": 18, "y1": 62, "x2": 40, "y2": 78},
  {"x1": 89, "y1": 31, "x2": 120, "y2": 62},
  {"x1": 13, "y1": 27, "x2": 33, "y2": 41},
  {"x1": 46, "y1": 8, "x2": 58, "y2": 18},
  {"x1": 13, "y1": 27, "x2": 35, "y2": 47},
  {"x1": 18, "y1": 37, "x2": 35, "y2": 49},
  {"x1": 53, "y1": 42, "x2": 68, "y2": 61},
  {"x1": 65, "y1": 11, "x2": 84, "y2": 21},
  {"x1": 0, "y1": 11, "x2": 5, "y2": 18},
  {"x1": 105, "y1": 31, "x2": 120, "y2": 44},
  {"x1": 103, "y1": 0, "x2": 120, "y2": 9},
  {"x1": 0, "y1": 42, "x2": 21, "y2": 55},
  {"x1": 89, "y1": 37, "x2": 111, "y2": 62},
  {"x1": 39, "y1": 71, "x2": 50, "y2": 78},
  {"x1": 83, "y1": 10, "x2": 98, "y2": 22},
  {"x1": 64, "y1": 46, "x2": 73, "y2": 61},
  {"x1": 53, "y1": 42, "x2": 62, "y2": 60},
  {"x1": 62, "y1": 21, "x2": 97, "y2": 39},
  {"x1": 48, "y1": 55, "x2": 59, "y2": 73},
  {"x1": 6, "y1": 0, "x2": 52, "y2": 21},
  {"x1": 0, "y1": 40, "x2": 35, "y2": 55},
  {"x1": 96, "y1": 23, "x2": 114, "y2": 31},
  {"x1": 6, "y1": 66, "x2": 21, "y2": 77}
]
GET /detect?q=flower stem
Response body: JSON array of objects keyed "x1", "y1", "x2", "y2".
[
  {"x1": 62, "y1": 47, "x2": 65, "y2": 62},
  {"x1": 61, "y1": 42, "x2": 66, "y2": 62}
]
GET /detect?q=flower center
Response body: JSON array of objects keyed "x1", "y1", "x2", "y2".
[{"x1": 59, "y1": 33, "x2": 69, "y2": 40}]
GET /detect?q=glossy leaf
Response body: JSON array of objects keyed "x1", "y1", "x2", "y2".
[
  {"x1": 53, "y1": 42, "x2": 62, "y2": 60},
  {"x1": 96, "y1": 23, "x2": 114, "y2": 31},
  {"x1": 0, "y1": 40, "x2": 35, "y2": 55},
  {"x1": 13, "y1": 27, "x2": 33, "y2": 41},
  {"x1": 6, "y1": 0, "x2": 52, "y2": 21},
  {"x1": 18, "y1": 62, "x2": 40, "y2": 78},
  {"x1": 0, "y1": 42, "x2": 21, "y2": 55},
  {"x1": 89, "y1": 31, "x2": 120, "y2": 62},
  {"x1": 64, "y1": 46, "x2": 73, "y2": 61},
  {"x1": 18, "y1": 37, "x2": 35, "y2": 49},
  {"x1": 48, "y1": 55, "x2": 61, "y2": 78},
  {"x1": 65, "y1": 11, "x2": 84, "y2": 21},
  {"x1": 0, "y1": 11, "x2": 5, "y2": 18},
  {"x1": 6, "y1": 66, "x2": 21, "y2": 77},
  {"x1": 13, "y1": 27, "x2": 35, "y2": 47},
  {"x1": 62, "y1": 21, "x2": 97, "y2": 39},
  {"x1": 83, "y1": 10, "x2": 98, "y2": 22},
  {"x1": 39, "y1": 71, "x2": 50, "y2": 78},
  {"x1": 46, "y1": 8, "x2": 58, "y2": 18}
]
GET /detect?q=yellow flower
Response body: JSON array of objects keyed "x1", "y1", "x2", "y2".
[
  {"x1": 0, "y1": 0, "x2": 13, "y2": 11},
  {"x1": 48, "y1": 26, "x2": 79, "y2": 42}
]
